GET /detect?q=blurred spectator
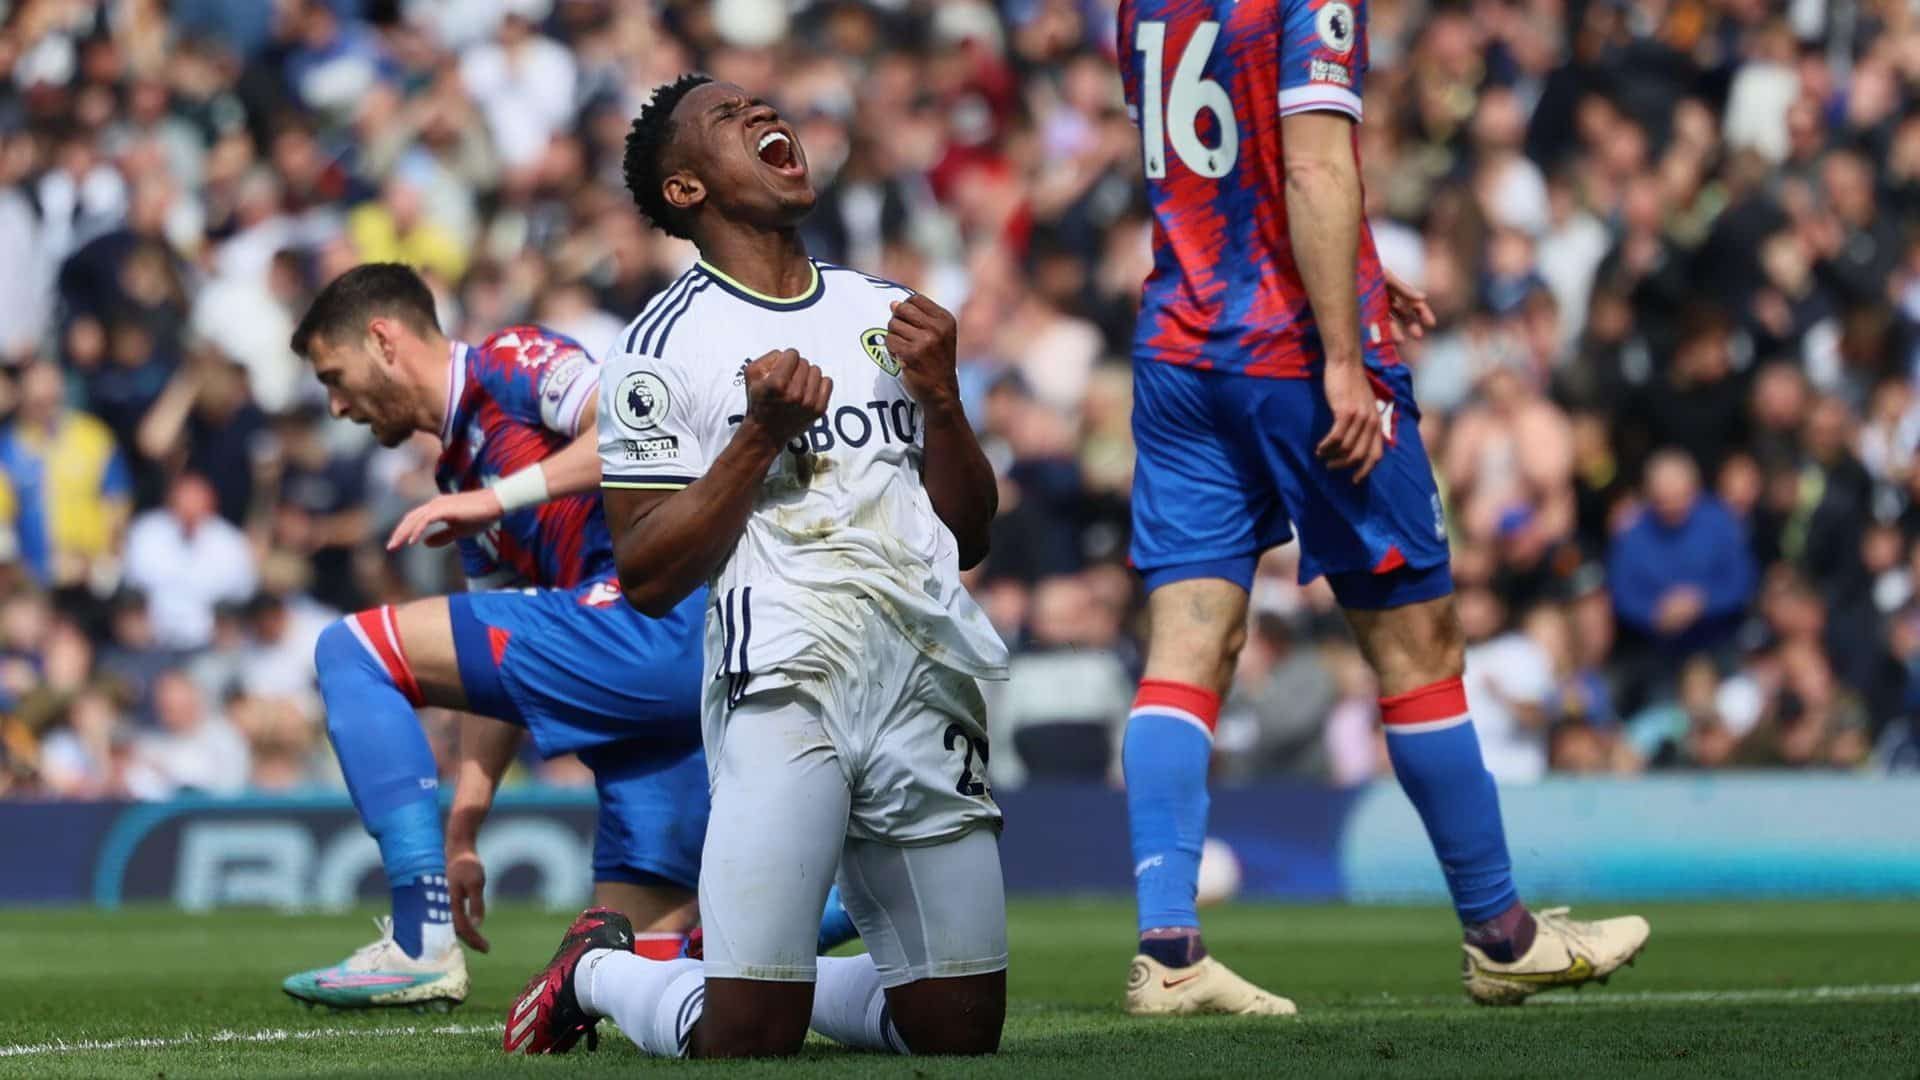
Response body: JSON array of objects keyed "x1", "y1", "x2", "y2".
[
  {"x1": 1459, "y1": 587, "x2": 1554, "y2": 783},
  {"x1": 0, "y1": 130, "x2": 54, "y2": 360},
  {"x1": 1736, "y1": 641, "x2": 1871, "y2": 770},
  {"x1": 458, "y1": 1, "x2": 578, "y2": 173},
  {"x1": 1625, "y1": 656, "x2": 1743, "y2": 770},
  {"x1": 189, "y1": 248, "x2": 307, "y2": 415},
  {"x1": 283, "y1": 0, "x2": 388, "y2": 123},
  {"x1": 1608, "y1": 452, "x2": 1756, "y2": 667},
  {"x1": 0, "y1": 359, "x2": 130, "y2": 587},
  {"x1": 347, "y1": 170, "x2": 470, "y2": 284},
  {"x1": 1321, "y1": 647, "x2": 1384, "y2": 788},
  {"x1": 37, "y1": 688, "x2": 121, "y2": 798},
  {"x1": 94, "y1": 589, "x2": 178, "y2": 727},
  {"x1": 236, "y1": 589, "x2": 330, "y2": 704},
  {"x1": 267, "y1": 406, "x2": 370, "y2": 613},
  {"x1": 123, "y1": 474, "x2": 257, "y2": 651},
  {"x1": 136, "y1": 351, "x2": 270, "y2": 525},
  {"x1": 187, "y1": 600, "x2": 252, "y2": 705},
  {"x1": 124, "y1": 670, "x2": 248, "y2": 798},
  {"x1": 1000, "y1": 574, "x2": 1132, "y2": 781},
  {"x1": 1443, "y1": 364, "x2": 1574, "y2": 554},
  {"x1": 1217, "y1": 607, "x2": 1338, "y2": 783},
  {"x1": 230, "y1": 692, "x2": 320, "y2": 792},
  {"x1": 1630, "y1": 309, "x2": 1749, "y2": 481}
]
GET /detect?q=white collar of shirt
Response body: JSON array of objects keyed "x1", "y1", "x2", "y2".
[{"x1": 441, "y1": 341, "x2": 470, "y2": 444}]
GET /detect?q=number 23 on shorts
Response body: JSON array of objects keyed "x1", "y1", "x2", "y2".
[{"x1": 945, "y1": 723, "x2": 990, "y2": 797}]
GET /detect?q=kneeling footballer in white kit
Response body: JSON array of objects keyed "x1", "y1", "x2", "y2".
[{"x1": 503, "y1": 73, "x2": 1010, "y2": 1059}]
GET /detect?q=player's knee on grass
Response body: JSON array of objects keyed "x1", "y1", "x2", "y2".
[
  {"x1": 692, "y1": 979, "x2": 813, "y2": 1058},
  {"x1": 832, "y1": 829, "x2": 1008, "y2": 1053},
  {"x1": 885, "y1": 971, "x2": 1006, "y2": 1055}
]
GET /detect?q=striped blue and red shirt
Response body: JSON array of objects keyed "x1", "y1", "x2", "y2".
[
  {"x1": 435, "y1": 326, "x2": 610, "y2": 589},
  {"x1": 1120, "y1": 0, "x2": 1399, "y2": 378}
]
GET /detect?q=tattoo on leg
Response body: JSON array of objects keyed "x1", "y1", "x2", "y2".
[{"x1": 1184, "y1": 590, "x2": 1221, "y2": 626}]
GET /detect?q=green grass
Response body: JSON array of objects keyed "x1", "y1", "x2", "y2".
[{"x1": 2, "y1": 900, "x2": 1917, "y2": 1078}]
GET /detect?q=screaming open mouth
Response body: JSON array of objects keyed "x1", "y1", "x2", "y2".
[{"x1": 756, "y1": 129, "x2": 805, "y2": 177}]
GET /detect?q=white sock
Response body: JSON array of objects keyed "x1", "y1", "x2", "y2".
[
  {"x1": 574, "y1": 949, "x2": 704, "y2": 1058},
  {"x1": 422, "y1": 920, "x2": 456, "y2": 957},
  {"x1": 811, "y1": 954, "x2": 908, "y2": 1054}
]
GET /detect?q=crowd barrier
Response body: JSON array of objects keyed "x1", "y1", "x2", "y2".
[{"x1": 1, "y1": 776, "x2": 1915, "y2": 908}]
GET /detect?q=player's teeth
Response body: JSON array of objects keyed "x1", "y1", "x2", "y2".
[{"x1": 758, "y1": 132, "x2": 787, "y2": 153}]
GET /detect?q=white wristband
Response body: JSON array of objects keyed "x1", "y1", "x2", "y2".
[{"x1": 491, "y1": 465, "x2": 550, "y2": 513}]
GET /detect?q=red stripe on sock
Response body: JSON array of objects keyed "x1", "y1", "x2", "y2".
[
  {"x1": 351, "y1": 608, "x2": 424, "y2": 707},
  {"x1": 1132, "y1": 678, "x2": 1221, "y2": 733},
  {"x1": 1379, "y1": 676, "x2": 1468, "y2": 726},
  {"x1": 633, "y1": 933, "x2": 685, "y2": 960}
]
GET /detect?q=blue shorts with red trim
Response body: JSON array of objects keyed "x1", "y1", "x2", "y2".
[
  {"x1": 446, "y1": 579, "x2": 709, "y2": 887},
  {"x1": 447, "y1": 579, "x2": 706, "y2": 758},
  {"x1": 1129, "y1": 357, "x2": 1452, "y2": 611}
]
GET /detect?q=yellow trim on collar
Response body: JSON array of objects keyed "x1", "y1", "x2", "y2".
[{"x1": 696, "y1": 259, "x2": 821, "y2": 306}]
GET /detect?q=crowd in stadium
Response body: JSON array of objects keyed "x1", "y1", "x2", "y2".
[{"x1": 1, "y1": 0, "x2": 1917, "y2": 800}]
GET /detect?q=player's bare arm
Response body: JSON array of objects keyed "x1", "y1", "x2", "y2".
[
  {"x1": 387, "y1": 411, "x2": 606, "y2": 550},
  {"x1": 607, "y1": 348, "x2": 832, "y2": 617},
  {"x1": 444, "y1": 712, "x2": 526, "y2": 953},
  {"x1": 887, "y1": 294, "x2": 996, "y2": 569},
  {"x1": 1282, "y1": 109, "x2": 1382, "y2": 482}
]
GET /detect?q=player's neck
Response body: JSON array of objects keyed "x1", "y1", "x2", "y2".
[
  {"x1": 412, "y1": 332, "x2": 456, "y2": 437},
  {"x1": 693, "y1": 227, "x2": 813, "y2": 301}
]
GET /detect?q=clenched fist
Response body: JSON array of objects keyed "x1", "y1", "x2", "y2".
[
  {"x1": 885, "y1": 294, "x2": 960, "y2": 408},
  {"x1": 743, "y1": 348, "x2": 832, "y2": 447}
]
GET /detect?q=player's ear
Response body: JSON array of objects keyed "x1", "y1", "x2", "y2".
[
  {"x1": 663, "y1": 170, "x2": 705, "y2": 215},
  {"x1": 365, "y1": 317, "x2": 402, "y2": 370}
]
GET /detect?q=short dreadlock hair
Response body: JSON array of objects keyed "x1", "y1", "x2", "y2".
[{"x1": 624, "y1": 74, "x2": 714, "y2": 240}]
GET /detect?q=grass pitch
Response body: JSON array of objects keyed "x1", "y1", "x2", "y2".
[{"x1": 1, "y1": 900, "x2": 1916, "y2": 1078}]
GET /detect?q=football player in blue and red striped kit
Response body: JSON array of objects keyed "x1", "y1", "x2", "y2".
[
  {"x1": 1116, "y1": 0, "x2": 1650, "y2": 1012},
  {"x1": 279, "y1": 264, "x2": 855, "y2": 1014}
]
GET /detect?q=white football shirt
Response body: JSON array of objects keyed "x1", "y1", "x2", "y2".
[{"x1": 597, "y1": 259, "x2": 1010, "y2": 687}]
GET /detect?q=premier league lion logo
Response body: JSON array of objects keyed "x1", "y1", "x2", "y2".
[
  {"x1": 628, "y1": 380, "x2": 657, "y2": 422},
  {"x1": 615, "y1": 370, "x2": 671, "y2": 432},
  {"x1": 1317, "y1": 1, "x2": 1356, "y2": 54}
]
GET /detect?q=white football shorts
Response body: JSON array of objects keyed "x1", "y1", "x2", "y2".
[{"x1": 696, "y1": 594, "x2": 1007, "y2": 986}]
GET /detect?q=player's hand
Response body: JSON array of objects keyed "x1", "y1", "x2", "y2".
[
  {"x1": 1316, "y1": 360, "x2": 1385, "y2": 483},
  {"x1": 743, "y1": 348, "x2": 832, "y2": 448},
  {"x1": 447, "y1": 848, "x2": 490, "y2": 953},
  {"x1": 386, "y1": 489, "x2": 504, "y2": 550},
  {"x1": 1382, "y1": 268, "x2": 1437, "y2": 343},
  {"x1": 887, "y1": 294, "x2": 961, "y2": 408}
]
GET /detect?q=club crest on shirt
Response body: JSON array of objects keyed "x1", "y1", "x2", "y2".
[
  {"x1": 1316, "y1": 1, "x2": 1356, "y2": 54},
  {"x1": 861, "y1": 328, "x2": 901, "y2": 376},
  {"x1": 614, "y1": 370, "x2": 671, "y2": 432}
]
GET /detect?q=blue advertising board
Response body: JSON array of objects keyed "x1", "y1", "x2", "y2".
[{"x1": 1, "y1": 776, "x2": 1916, "y2": 908}]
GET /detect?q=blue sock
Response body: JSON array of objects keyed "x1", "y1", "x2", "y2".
[
  {"x1": 316, "y1": 616, "x2": 450, "y2": 959},
  {"x1": 1124, "y1": 680, "x2": 1219, "y2": 944},
  {"x1": 1380, "y1": 677, "x2": 1521, "y2": 926},
  {"x1": 818, "y1": 885, "x2": 860, "y2": 953}
]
